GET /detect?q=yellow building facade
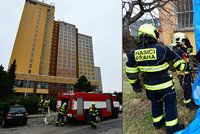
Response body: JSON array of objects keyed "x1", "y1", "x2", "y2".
[
  {"x1": 9, "y1": 0, "x2": 55, "y2": 74},
  {"x1": 9, "y1": 0, "x2": 100, "y2": 96}
]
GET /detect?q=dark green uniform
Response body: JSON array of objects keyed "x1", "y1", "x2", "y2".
[
  {"x1": 56, "y1": 104, "x2": 67, "y2": 126},
  {"x1": 90, "y1": 105, "x2": 98, "y2": 128}
]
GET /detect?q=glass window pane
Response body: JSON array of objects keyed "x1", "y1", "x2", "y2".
[
  {"x1": 182, "y1": 13, "x2": 185, "y2": 28},
  {"x1": 190, "y1": 12, "x2": 193, "y2": 27},
  {"x1": 177, "y1": 13, "x2": 181, "y2": 28}
]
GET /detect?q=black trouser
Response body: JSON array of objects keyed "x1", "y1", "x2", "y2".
[
  {"x1": 146, "y1": 87, "x2": 179, "y2": 133},
  {"x1": 57, "y1": 113, "x2": 64, "y2": 124},
  {"x1": 178, "y1": 74, "x2": 192, "y2": 103},
  {"x1": 91, "y1": 115, "x2": 97, "y2": 126},
  {"x1": 44, "y1": 106, "x2": 48, "y2": 113}
]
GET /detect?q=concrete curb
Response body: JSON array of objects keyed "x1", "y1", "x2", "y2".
[
  {"x1": 28, "y1": 114, "x2": 46, "y2": 118},
  {"x1": 28, "y1": 113, "x2": 121, "y2": 119},
  {"x1": 28, "y1": 112, "x2": 57, "y2": 119}
]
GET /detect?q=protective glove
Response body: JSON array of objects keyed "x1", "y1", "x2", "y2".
[
  {"x1": 185, "y1": 39, "x2": 193, "y2": 54},
  {"x1": 131, "y1": 80, "x2": 142, "y2": 93},
  {"x1": 96, "y1": 116, "x2": 100, "y2": 122},
  {"x1": 187, "y1": 48, "x2": 193, "y2": 54}
]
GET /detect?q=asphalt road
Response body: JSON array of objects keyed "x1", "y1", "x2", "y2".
[{"x1": 0, "y1": 115, "x2": 122, "y2": 134}]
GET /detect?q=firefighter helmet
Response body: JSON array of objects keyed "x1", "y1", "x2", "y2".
[
  {"x1": 138, "y1": 24, "x2": 159, "y2": 39},
  {"x1": 92, "y1": 102, "x2": 95, "y2": 106},
  {"x1": 172, "y1": 32, "x2": 186, "y2": 46}
]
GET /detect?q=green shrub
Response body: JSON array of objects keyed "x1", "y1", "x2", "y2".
[
  {"x1": 0, "y1": 95, "x2": 20, "y2": 112},
  {"x1": 49, "y1": 98, "x2": 57, "y2": 112},
  {"x1": 0, "y1": 101, "x2": 10, "y2": 112},
  {"x1": 0, "y1": 95, "x2": 54, "y2": 114},
  {"x1": 22, "y1": 95, "x2": 40, "y2": 114}
]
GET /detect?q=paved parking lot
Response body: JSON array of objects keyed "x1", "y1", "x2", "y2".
[{"x1": 0, "y1": 114, "x2": 122, "y2": 134}]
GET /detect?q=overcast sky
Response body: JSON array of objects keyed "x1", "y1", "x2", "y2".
[{"x1": 0, "y1": 0, "x2": 122, "y2": 93}]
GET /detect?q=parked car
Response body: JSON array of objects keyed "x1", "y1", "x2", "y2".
[{"x1": 0, "y1": 105, "x2": 28, "y2": 127}]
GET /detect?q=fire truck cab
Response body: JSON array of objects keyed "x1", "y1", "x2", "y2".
[{"x1": 56, "y1": 92, "x2": 119, "y2": 122}]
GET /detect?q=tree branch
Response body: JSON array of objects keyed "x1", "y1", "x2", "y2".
[
  {"x1": 122, "y1": 0, "x2": 172, "y2": 55},
  {"x1": 142, "y1": 0, "x2": 159, "y2": 6}
]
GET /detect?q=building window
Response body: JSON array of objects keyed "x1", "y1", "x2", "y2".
[
  {"x1": 41, "y1": 82, "x2": 48, "y2": 89},
  {"x1": 15, "y1": 80, "x2": 22, "y2": 87},
  {"x1": 30, "y1": 82, "x2": 34, "y2": 88},
  {"x1": 28, "y1": 70, "x2": 31, "y2": 73},
  {"x1": 22, "y1": 80, "x2": 27, "y2": 88},
  {"x1": 26, "y1": 81, "x2": 31, "y2": 88},
  {"x1": 37, "y1": 82, "x2": 41, "y2": 89},
  {"x1": 175, "y1": 0, "x2": 193, "y2": 29}
]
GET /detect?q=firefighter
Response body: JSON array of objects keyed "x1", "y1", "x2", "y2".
[
  {"x1": 89, "y1": 102, "x2": 99, "y2": 128},
  {"x1": 38, "y1": 99, "x2": 44, "y2": 113},
  {"x1": 56, "y1": 102, "x2": 67, "y2": 127},
  {"x1": 170, "y1": 32, "x2": 198, "y2": 110},
  {"x1": 126, "y1": 24, "x2": 185, "y2": 134},
  {"x1": 43, "y1": 99, "x2": 49, "y2": 114}
]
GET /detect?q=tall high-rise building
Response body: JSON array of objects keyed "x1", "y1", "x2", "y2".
[
  {"x1": 9, "y1": 0, "x2": 100, "y2": 97},
  {"x1": 50, "y1": 21, "x2": 97, "y2": 81},
  {"x1": 94, "y1": 66, "x2": 102, "y2": 92},
  {"x1": 9, "y1": 0, "x2": 55, "y2": 75},
  {"x1": 56, "y1": 21, "x2": 77, "y2": 78},
  {"x1": 78, "y1": 33, "x2": 95, "y2": 80}
]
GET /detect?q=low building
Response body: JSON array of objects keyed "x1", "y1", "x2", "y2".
[{"x1": 159, "y1": 0, "x2": 195, "y2": 54}]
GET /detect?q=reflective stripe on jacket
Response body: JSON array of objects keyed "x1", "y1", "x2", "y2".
[
  {"x1": 90, "y1": 106, "x2": 98, "y2": 116},
  {"x1": 126, "y1": 37, "x2": 186, "y2": 90},
  {"x1": 58, "y1": 105, "x2": 66, "y2": 114}
]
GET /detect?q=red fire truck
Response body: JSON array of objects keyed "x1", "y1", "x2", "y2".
[{"x1": 56, "y1": 92, "x2": 119, "y2": 122}]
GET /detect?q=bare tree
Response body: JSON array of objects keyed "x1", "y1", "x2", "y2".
[{"x1": 122, "y1": 0, "x2": 172, "y2": 55}]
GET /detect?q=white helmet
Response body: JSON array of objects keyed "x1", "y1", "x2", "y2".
[{"x1": 172, "y1": 32, "x2": 187, "y2": 46}]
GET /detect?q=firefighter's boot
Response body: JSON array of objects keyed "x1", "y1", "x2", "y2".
[
  {"x1": 56, "y1": 122, "x2": 59, "y2": 126},
  {"x1": 93, "y1": 123, "x2": 97, "y2": 129},
  {"x1": 166, "y1": 124, "x2": 185, "y2": 134},
  {"x1": 186, "y1": 100, "x2": 199, "y2": 110},
  {"x1": 91, "y1": 121, "x2": 95, "y2": 128},
  {"x1": 91, "y1": 122, "x2": 93, "y2": 128},
  {"x1": 153, "y1": 118, "x2": 165, "y2": 129},
  {"x1": 61, "y1": 122, "x2": 64, "y2": 127}
]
